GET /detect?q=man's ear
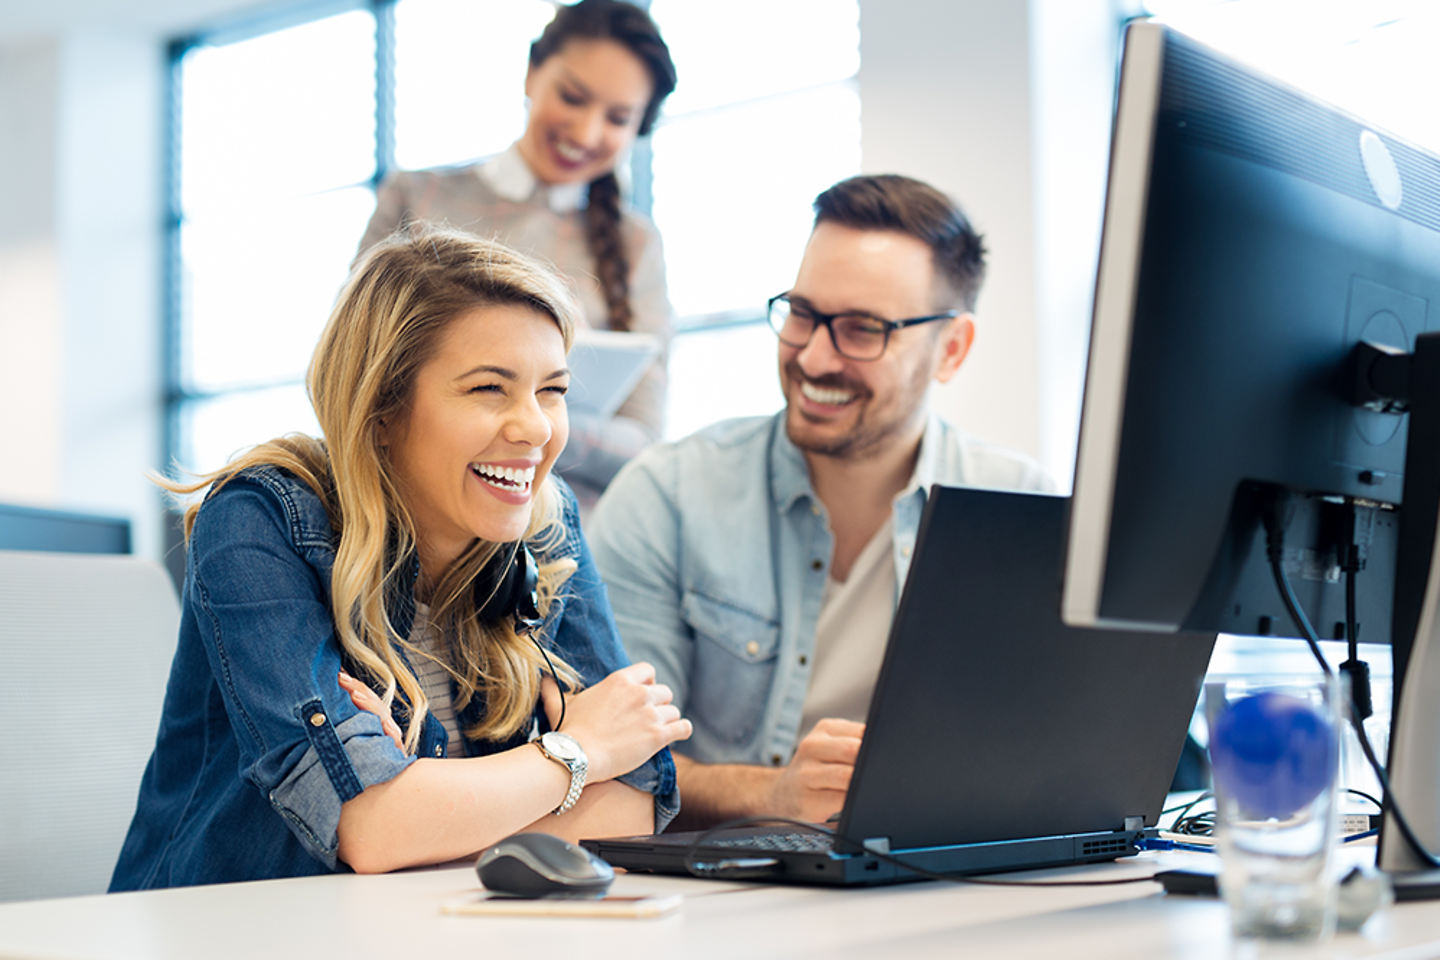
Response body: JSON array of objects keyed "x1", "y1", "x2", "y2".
[{"x1": 932, "y1": 314, "x2": 975, "y2": 384}]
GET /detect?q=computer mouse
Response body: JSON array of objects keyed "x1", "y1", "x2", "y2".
[{"x1": 475, "y1": 832, "x2": 615, "y2": 897}]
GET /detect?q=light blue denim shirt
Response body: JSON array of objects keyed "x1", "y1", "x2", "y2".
[
  {"x1": 587, "y1": 411, "x2": 1052, "y2": 770},
  {"x1": 111, "y1": 465, "x2": 677, "y2": 891}
]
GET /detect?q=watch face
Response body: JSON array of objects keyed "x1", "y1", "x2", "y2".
[{"x1": 541, "y1": 731, "x2": 583, "y2": 762}]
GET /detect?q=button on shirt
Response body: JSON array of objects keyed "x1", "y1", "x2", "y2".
[{"x1": 587, "y1": 411, "x2": 1053, "y2": 768}]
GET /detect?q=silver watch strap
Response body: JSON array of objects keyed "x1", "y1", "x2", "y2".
[
  {"x1": 534, "y1": 738, "x2": 587, "y2": 815},
  {"x1": 554, "y1": 753, "x2": 587, "y2": 815}
]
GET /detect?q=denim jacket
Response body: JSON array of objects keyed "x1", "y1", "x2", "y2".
[
  {"x1": 587, "y1": 412, "x2": 1051, "y2": 770},
  {"x1": 111, "y1": 465, "x2": 677, "y2": 891}
]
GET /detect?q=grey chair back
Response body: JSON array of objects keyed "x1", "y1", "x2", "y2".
[{"x1": 0, "y1": 550, "x2": 178, "y2": 902}]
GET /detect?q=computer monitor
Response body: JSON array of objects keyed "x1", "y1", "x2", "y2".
[
  {"x1": 0, "y1": 503, "x2": 132, "y2": 555},
  {"x1": 1062, "y1": 21, "x2": 1440, "y2": 878}
]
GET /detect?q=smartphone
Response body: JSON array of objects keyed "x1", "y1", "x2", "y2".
[{"x1": 441, "y1": 893, "x2": 683, "y2": 919}]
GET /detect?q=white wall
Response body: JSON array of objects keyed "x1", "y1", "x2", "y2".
[
  {"x1": 0, "y1": 33, "x2": 167, "y2": 558},
  {"x1": 0, "y1": 42, "x2": 66, "y2": 507},
  {"x1": 860, "y1": 0, "x2": 1119, "y2": 487}
]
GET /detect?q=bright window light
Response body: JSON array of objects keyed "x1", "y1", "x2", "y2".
[
  {"x1": 179, "y1": 12, "x2": 376, "y2": 215},
  {"x1": 393, "y1": 0, "x2": 555, "y2": 171},
  {"x1": 181, "y1": 384, "x2": 320, "y2": 477},
  {"x1": 1143, "y1": 0, "x2": 1440, "y2": 151},
  {"x1": 651, "y1": 84, "x2": 861, "y2": 321},
  {"x1": 180, "y1": 186, "x2": 376, "y2": 393},
  {"x1": 665, "y1": 322, "x2": 784, "y2": 441},
  {"x1": 651, "y1": 0, "x2": 859, "y2": 115}
]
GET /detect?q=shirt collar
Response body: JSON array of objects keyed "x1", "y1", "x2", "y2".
[
  {"x1": 900, "y1": 412, "x2": 945, "y2": 505},
  {"x1": 769, "y1": 410, "x2": 943, "y2": 514},
  {"x1": 478, "y1": 142, "x2": 586, "y2": 213},
  {"x1": 770, "y1": 414, "x2": 815, "y2": 514}
]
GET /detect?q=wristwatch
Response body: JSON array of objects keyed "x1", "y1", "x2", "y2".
[{"x1": 532, "y1": 730, "x2": 588, "y2": 815}]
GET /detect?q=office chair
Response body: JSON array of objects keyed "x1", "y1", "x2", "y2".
[{"x1": 0, "y1": 550, "x2": 179, "y2": 902}]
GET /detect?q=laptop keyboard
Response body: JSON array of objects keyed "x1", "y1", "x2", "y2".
[{"x1": 708, "y1": 832, "x2": 835, "y2": 853}]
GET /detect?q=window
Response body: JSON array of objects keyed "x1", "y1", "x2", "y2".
[
  {"x1": 167, "y1": 0, "x2": 860, "y2": 474},
  {"x1": 1142, "y1": 0, "x2": 1440, "y2": 152},
  {"x1": 648, "y1": 0, "x2": 860, "y2": 438},
  {"x1": 173, "y1": 10, "x2": 378, "y2": 473}
]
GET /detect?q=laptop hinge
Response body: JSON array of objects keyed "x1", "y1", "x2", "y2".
[
  {"x1": 1124, "y1": 816, "x2": 1145, "y2": 833},
  {"x1": 862, "y1": 837, "x2": 891, "y2": 854}
]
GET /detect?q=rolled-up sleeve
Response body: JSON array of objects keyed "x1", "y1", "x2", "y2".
[{"x1": 189, "y1": 481, "x2": 415, "y2": 868}]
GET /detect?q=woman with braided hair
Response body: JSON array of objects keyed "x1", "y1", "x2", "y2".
[{"x1": 358, "y1": 0, "x2": 677, "y2": 510}]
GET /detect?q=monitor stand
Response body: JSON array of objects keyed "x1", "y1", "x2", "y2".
[{"x1": 1375, "y1": 331, "x2": 1440, "y2": 895}]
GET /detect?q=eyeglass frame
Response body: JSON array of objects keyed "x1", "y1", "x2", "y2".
[{"x1": 766, "y1": 292, "x2": 960, "y2": 361}]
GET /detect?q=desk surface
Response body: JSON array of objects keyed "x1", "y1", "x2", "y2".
[{"x1": 3, "y1": 852, "x2": 1440, "y2": 960}]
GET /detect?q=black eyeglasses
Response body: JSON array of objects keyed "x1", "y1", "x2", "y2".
[{"x1": 767, "y1": 293, "x2": 958, "y2": 361}]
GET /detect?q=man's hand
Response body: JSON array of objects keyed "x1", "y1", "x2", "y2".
[
  {"x1": 765, "y1": 718, "x2": 865, "y2": 823},
  {"x1": 670, "y1": 717, "x2": 865, "y2": 830}
]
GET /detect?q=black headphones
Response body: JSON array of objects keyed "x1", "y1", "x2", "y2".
[
  {"x1": 475, "y1": 542, "x2": 570, "y2": 729},
  {"x1": 475, "y1": 543, "x2": 543, "y2": 629}
]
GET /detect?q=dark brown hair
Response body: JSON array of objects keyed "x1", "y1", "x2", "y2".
[
  {"x1": 531, "y1": 0, "x2": 677, "y2": 332},
  {"x1": 813, "y1": 174, "x2": 988, "y2": 312}
]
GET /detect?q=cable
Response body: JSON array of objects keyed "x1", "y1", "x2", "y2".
[
  {"x1": 530, "y1": 634, "x2": 567, "y2": 732},
  {"x1": 1170, "y1": 800, "x2": 1217, "y2": 839},
  {"x1": 1346, "y1": 787, "x2": 1383, "y2": 813},
  {"x1": 1340, "y1": 505, "x2": 1375, "y2": 721},
  {"x1": 1262, "y1": 510, "x2": 1330, "y2": 675},
  {"x1": 683, "y1": 817, "x2": 1162, "y2": 888},
  {"x1": 1263, "y1": 500, "x2": 1440, "y2": 869},
  {"x1": 1334, "y1": 503, "x2": 1439, "y2": 868}
]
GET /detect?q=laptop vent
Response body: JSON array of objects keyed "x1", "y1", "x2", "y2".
[{"x1": 1081, "y1": 837, "x2": 1134, "y2": 857}]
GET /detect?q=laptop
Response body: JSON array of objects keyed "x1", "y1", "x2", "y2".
[{"x1": 582, "y1": 487, "x2": 1217, "y2": 886}]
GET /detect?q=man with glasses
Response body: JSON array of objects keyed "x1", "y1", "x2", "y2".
[{"x1": 588, "y1": 174, "x2": 1050, "y2": 828}]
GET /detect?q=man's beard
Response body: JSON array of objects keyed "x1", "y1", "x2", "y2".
[{"x1": 782, "y1": 361, "x2": 929, "y2": 462}]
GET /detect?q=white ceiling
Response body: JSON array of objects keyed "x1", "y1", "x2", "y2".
[{"x1": 0, "y1": 0, "x2": 295, "y2": 45}]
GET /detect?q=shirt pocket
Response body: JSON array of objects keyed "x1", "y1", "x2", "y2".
[{"x1": 680, "y1": 591, "x2": 780, "y2": 748}]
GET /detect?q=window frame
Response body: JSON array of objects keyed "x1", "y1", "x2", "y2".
[{"x1": 161, "y1": 0, "x2": 863, "y2": 469}]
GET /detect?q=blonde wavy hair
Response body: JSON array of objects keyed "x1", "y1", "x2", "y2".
[{"x1": 167, "y1": 226, "x2": 585, "y2": 751}]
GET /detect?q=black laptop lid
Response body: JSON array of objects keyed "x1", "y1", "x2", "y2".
[{"x1": 838, "y1": 487, "x2": 1215, "y2": 852}]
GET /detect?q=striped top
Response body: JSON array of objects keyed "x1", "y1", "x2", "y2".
[{"x1": 410, "y1": 602, "x2": 465, "y2": 757}]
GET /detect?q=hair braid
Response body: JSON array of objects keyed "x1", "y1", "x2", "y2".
[{"x1": 584, "y1": 171, "x2": 633, "y2": 332}]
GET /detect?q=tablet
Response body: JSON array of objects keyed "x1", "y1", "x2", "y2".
[{"x1": 565, "y1": 330, "x2": 662, "y2": 419}]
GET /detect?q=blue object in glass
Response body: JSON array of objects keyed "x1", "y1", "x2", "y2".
[{"x1": 1210, "y1": 691, "x2": 1337, "y2": 821}]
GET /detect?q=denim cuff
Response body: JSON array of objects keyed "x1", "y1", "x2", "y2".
[
  {"x1": 267, "y1": 711, "x2": 415, "y2": 869},
  {"x1": 616, "y1": 746, "x2": 680, "y2": 833}
]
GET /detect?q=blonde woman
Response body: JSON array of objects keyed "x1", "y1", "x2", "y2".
[{"x1": 111, "y1": 227, "x2": 689, "y2": 890}]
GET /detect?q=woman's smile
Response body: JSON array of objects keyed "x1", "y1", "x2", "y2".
[{"x1": 381, "y1": 304, "x2": 570, "y2": 579}]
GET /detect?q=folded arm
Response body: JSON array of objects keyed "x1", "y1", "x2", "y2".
[{"x1": 338, "y1": 664, "x2": 690, "y2": 874}]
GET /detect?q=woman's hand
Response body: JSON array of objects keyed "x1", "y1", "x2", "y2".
[
  {"x1": 338, "y1": 670, "x2": 405, "y2": 751},
  {"x1": 542, "y1": 661, "x2": 691, "y2": 784}
]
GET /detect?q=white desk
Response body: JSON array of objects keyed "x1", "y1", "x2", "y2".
[{"x1": 3, "y1": 852, "x2": 1440, "y2": 960}]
